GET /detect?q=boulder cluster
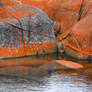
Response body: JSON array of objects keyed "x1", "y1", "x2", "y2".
[{"x1": 0, "y1": 0, "x2": 92, "y2": 60}]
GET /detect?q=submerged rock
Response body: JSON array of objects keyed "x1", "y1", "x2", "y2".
[{"x1": 0, "y1": 6, "x2": 55, "y2": 59}]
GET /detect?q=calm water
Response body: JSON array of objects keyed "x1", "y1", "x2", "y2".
[{"x1": 0, "y1": 55, "x2": 92, "y2": 92}]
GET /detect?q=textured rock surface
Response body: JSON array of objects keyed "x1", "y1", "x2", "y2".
[
  {"x1": 0, "y1": 6, "x2": 55, "y2": 58},
  {"x1": 0, "y1": 0, "x2": 4, "y2": 8},
  {"x1": 79, "y1": 0, "x2": 92, "y2": 19},
  {"x1": 44, "y1": 0, "x2": 82, "y2": 32},
  {"x1": 1, "y1": 0, "x2": 50, "y2": 8},
  {"x1": 21, "y1": 0, "x2": 51, "y2": 10},
  {"x1": 0, "y1": 0, "x2": 92, "y2": 60},
  {"x1": 59, "y1": 14, "x2": 92, "y2": 59},
  {"x1": 1, "y1": 0, "x2": 18, "y2": 7},
  {"x1": 2, "y1": 0, "x2": 82, "y2": 32}
]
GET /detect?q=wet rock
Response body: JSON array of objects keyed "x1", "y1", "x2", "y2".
[
  {"x1": 59, "y1": 14, "x2": 92, "y2": 60},
  {"x1": 0, "y1": 6, "x2": 55, "y2": 59}
]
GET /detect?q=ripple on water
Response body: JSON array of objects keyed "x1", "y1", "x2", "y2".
[{"x1": 0, "y1": 57, "x2": 91, "y2": 92}]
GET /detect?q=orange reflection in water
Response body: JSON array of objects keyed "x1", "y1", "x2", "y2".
[{"x1": 0, "y1": 57, "x2": 92, "y2": 92}]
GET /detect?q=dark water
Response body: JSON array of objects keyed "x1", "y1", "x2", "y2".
[{"x1": 0, "y1": 55, "x2": 92, "y2": 92}]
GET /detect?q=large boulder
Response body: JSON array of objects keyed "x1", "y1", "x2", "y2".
[
  {"x1": 59, "y1": 14, "x2": 92, "y2": 60},
  {"x1": 2, "y1": 0, "x2": 82, "y2": 33},
  {"x1": 44, "y1": 0, "x2": 82, "y2": 32},
  {"x1": 0, "y1": 6, "x2": 55, "y2": 59}
]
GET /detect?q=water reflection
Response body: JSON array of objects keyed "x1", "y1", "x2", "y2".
[{"x1": 0, "y1": 57, "x2": 92, "y2": 92}]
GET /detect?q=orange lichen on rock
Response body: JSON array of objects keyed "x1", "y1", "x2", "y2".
[
  {"x1": 0, "y1": 6, "x2": 55, "y2": 59},
  {"x1": 21, "y1": 0, "x2": 52, "y2": 10},
  {"x1": 79, "y1": 0, "x2": 92, "y2": 19},
  {"x1": 1, "y1": 0, "x2": 83, "y2": 33},
  {"x1": 0, "y1": 42, "x2": 55, "y2": 59},
  {"x1": 44, "y1": 0, "x2": 82, "y2": 32},
  {"x1": 0, "y1": 7, "x2": 31, "y2": 22},
  {"x1": 2, "y1": 0, "x2": 18, "y2": 7},
  {"x1": 59, "y1": 14, "x2": 92, "y2": 57}
]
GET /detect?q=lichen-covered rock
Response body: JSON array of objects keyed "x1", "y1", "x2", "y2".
[
  {"x1": 44, "y1": 0, "x2": 82, "y2": 32},
  {"x1": 59, "y1": 14, "x2": 92, "y2": 60},
  {"x1": 2, "y1": 0, "x2": 83, "y2": 32},
  {"x1": 20, "y1": 0, "x2": 51, "y2": 10},
  {"x1": 0, "y1": 0, "x2": 18, "y2": 7},
  {"x1": 0, "y1": 0, "x2": 4, "y2": 8},
  {"x1": 79, "y1": 0, "x2": 92, "y2": 19},
  {"x1": 0, "y1": 0, "x2": 51, "y2": 9},
  {"x1": 0, "y1": 6, "x2": 55, "y2": 59}
]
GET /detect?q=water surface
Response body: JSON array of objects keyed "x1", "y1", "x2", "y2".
[{"x1": 0, "y1": 55, "x2": 92, "y2": 92}]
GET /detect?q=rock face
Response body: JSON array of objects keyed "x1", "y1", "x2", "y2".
[
  {"x1": 59, "y1": 14, "x2": 92, "y2": 60},
  {"x1": 0, "y1": 0, "x2": 51, "y2": 8},
  {"x1": 3, "y1": 0, "x2": 82, "y2": 32},
  {"x1": 44, "y1": 0, "x2": 82, "y2": 32},
  {"x1": 0, "y1": 0, "x2": 4, "y2": 8},
  {"x1": 0, "y1": 6, "x2": 55, "y2": 59},
  {"x1": 21, "y1": 0, "x2": 51, "y2": 10},
  {"x1": 1, "y1": 0, "x2": 18, "y2": 7},
  {"x1": 0, "y1": 0, "x2": 92, "y2": 60},
  {"x1": 79, "y1": 0, "x2": 92, "y2": 19}
]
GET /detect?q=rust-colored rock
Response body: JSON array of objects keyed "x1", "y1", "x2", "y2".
[
  {"x1": 1, "y1": 0, "x2": 83, "y2": 33},
  {"x1": 44, "y1": 0, "x2": 82, "y2": 32},
  {"x1": 2, "y1": 0, "x2": 83, "y2": 33},
  {"x1": 79, "y1": 0, "x2": 92, "y2": 19},
  {"x1": 0, "y1": 0, "x2": 52, "y2": 9},
  {"x1": 20, "y1": 0, "x2": 51, "y2": 10},
  {"x1": 1, "y1": 0, "x2": 18, "y2": 7},
  {"x1": 59, "y1": 14, "x2": 92, "y2": 60}
]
